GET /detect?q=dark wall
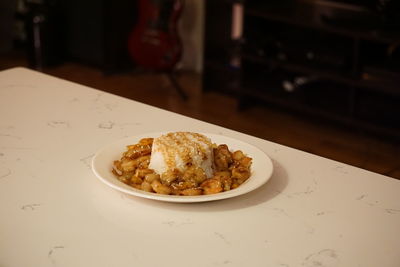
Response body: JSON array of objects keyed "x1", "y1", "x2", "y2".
[
  {"x1": 0, "y1": 0, "x2": 17, "y2": 53},
  {"x1": 58, "y1": 0, "x2": 137, "y2": 71}
]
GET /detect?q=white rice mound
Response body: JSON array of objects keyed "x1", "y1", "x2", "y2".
[{"x1": 148, "y1": 132, "x2": 214, "y2": 178}]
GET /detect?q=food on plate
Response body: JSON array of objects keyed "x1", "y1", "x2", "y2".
[{"x1": 112, "y1": 132, "x2": 252, "y2": 196}]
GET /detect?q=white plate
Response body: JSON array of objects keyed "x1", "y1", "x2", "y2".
[{"x1": 91, "y1": 132, "x2": 273, "y2": 203}]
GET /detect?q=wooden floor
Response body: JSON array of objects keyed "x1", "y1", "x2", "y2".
[{"x1": 1, "y1": 52, "x2": 400, "y2": 180}]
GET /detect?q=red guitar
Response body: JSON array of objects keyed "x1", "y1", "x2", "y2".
[{"x1": 128, "y1": 0, "x2": 184, "y2": 71}]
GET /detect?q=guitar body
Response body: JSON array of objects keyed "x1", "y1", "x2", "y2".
[{"x1": 128, "y1": 0, "x2": 184, "y2": 71}]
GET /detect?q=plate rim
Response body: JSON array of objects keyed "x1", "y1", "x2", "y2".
[{"x1": 91, "y1": 132, "x2": 273, "y2": 203}]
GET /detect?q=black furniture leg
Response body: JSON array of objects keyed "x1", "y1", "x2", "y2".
[{"x1": 166, "y1": 71, "x2": 188, "y2": 101}]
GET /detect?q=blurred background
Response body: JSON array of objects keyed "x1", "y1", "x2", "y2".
[{"x1": 0, "y1": 0, "x2": 399, "y2": 179}]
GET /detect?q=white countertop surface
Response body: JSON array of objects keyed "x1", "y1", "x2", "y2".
[{"x1": 1, "y1": 67, "x2": 399, "y2": 267}]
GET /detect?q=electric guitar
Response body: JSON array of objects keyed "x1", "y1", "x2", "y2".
[{"x1": 128, "y1": 0, "x2": 184, "y2": 71}]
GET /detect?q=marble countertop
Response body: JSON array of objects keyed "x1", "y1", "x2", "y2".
[{"x1": 1, "y1": 67, "x2": 399, "y2": 267}]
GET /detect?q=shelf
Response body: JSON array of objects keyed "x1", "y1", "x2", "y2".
[
  {"x1": 241, "y1": 87, "x2": 349, "y2": 120},
  {"x1": 203, "y1": 0, "x2": 400, "y2": 139},
  {"x1": 243, "y1": 54, "x2": 352, "y2": 80},
  {"x1": 240, "y1": 88, "x2": 400, "y2": 139},
  {"x1": 242, "y1": 54, "x2": 400, "y2": 96},
  {"x1": 245, "y1": 2, "x2": 400, "y2": 43}
]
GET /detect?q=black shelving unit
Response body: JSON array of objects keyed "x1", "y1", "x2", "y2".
[{"x1": 203, "y1": 0, "x2": 400, "y2": 138}]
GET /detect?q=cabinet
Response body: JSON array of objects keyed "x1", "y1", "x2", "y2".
[{"x1": 203, "y1": 0, "x2": 400, "y2": 138}]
